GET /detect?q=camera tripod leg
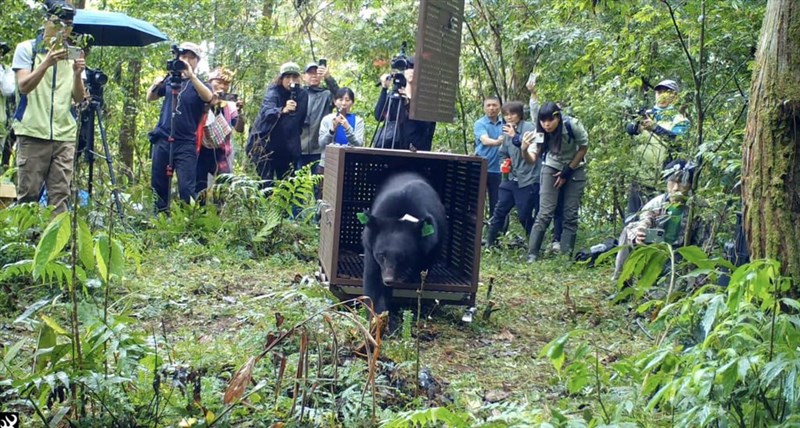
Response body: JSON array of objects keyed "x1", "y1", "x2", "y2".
[{"x1": 95, "y1": 110, "x2": 124, "y2": 220}]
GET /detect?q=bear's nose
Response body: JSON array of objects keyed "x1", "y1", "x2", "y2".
[{"x1": 382, "y1": 276, "x2": 399, "y2": 287}]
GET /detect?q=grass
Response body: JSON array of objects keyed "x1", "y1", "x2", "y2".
[{"x1": 0, "y1": 220, "x2": 654, "y2": 425}]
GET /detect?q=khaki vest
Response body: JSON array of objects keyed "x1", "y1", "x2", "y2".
[{"x1": 13, "y1": 39, "x2": 77, "y2": 142}]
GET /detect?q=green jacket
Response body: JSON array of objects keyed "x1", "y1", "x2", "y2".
[{"x1": 12, "y1": 39, "x2": 77, "y2": 142}]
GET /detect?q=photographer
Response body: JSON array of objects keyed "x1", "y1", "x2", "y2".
[
  {"x1": 373, "y1": 61, "x2": 436, "y2": 151},
  {"x1": 299, "y1": 61, "x2": 338, "y2": 172},
  {"x1": 484, "y1": 101, "x2": 540, "y2": 247},
  {"x1": 612, "y1": 160, "x2": 695, "y2": 281},
  {"x1": 146, "y1": 42, "x2": 213, "y2": 213},
  {"x1": 195, "y1": 67, "x2": 244, "y2": 196},
  {"x1": 247, "y1": 62, "x2": 308, "y2": 183},
  {"x1": 11, "y1": 0, "x2": 85, "y2": 214},
  {"x1": 624, "y1": 79, "x2": 690, "y2": 214},
  {"x1": 1, "y1": 42, "x2": 15, "y2": 170},
  {"x1": 526, "y1": 102, "x2": 589, "y2": 262}
]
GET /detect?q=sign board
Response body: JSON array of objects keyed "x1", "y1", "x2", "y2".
[{"x1": 410, "y1": 0, "x2": 464, "y2": 123}]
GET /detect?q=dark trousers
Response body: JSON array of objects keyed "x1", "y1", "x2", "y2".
[
  {"x1": 553, "y1": 190, "x2": 564, "y2": 242},
  {"x1": 151, "y1": 139, "x2": 197, "y2": 213},
  {"x1": 490, "y1": 180, "x2": 538, "y2": 238},
  {"x1": 195, "y1": 147, "x2": 227, "y2": 195},
  {"x1": 486, "y1": 172, "x2": 501, "y2": 219},
  {"x1": 253, "y1": 151, "x2": 295, "y2": 185}
]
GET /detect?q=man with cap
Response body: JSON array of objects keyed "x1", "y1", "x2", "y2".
[
  {"x1": 247, "y1": 61, "x2": 308, "y2": 184},
  {"x1": 299, "y1": 61, "x2": 338, "y2": 173},
  {"x1": 146, "y1": 41, "x2": 214, "y2": 213},
  {"x1": 11, "y1": 0, "x2": 85, "y2": 214},
  {"x1": 625, "y1": 79, "x2": 690, "y2": 214}
]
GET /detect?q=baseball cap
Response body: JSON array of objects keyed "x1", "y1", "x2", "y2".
[
  {"x1": 46, "y1": 0, "x2": 76, "y2": 20},
  {"x1": 654, "y1": 79, "x2": 679, "y2": 92},
  {"x1": 304, "y1": 62, "x2": 319, "y2": 73},
  {"x1": 179, "y1": 42, "x2": 202, "y2": 59},
  {"x1": 280, "y1": 62, "x2": 301, "y2": 76}
]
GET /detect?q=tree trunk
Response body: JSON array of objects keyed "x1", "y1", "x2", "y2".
[
  {"x1": 742, "y1": 0, "x2": 800, "y2": 282},
  {"x1": 118, "y1": 60, "x2": 141, "y2": 177}
]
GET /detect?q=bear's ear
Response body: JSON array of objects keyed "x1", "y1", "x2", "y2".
[
  {"x1": 421, "y1": 221, "x2": 435, "y2": 237},
  {"x1": 357, "y1": 211, "x2": 375, "y2": 227}
]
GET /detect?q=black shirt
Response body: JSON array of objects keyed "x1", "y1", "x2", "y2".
[{"x1": 149, "y1": 79, "x2": 210, "y2": 144}]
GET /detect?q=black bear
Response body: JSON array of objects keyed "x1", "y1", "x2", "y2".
[{"x1": 360, "y1": 172, "x2": 447, "y2": 315}]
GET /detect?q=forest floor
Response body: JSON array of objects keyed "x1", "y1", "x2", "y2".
[{"x1": 1, "y1": 224, "x2": 654, "y2": 424}]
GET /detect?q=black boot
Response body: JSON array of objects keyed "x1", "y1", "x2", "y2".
[{"x1": 527, "y1": 229, "x2": 546, "y2": 262}]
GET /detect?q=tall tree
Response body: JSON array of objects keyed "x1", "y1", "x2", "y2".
[{"x1": 742, "y1": 0, "x2": 800, "y2": 281}]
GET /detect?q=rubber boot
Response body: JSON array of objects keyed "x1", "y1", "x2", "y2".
[
  {"x1": 485, "y1": 222, "x2": 501, "y2": 247},
  {"x1": 527, "y1": 229, "x2": 546, "y2": 263},
  {"x1": 560, "y1": 231, "x2": 577, "y2": 258}
]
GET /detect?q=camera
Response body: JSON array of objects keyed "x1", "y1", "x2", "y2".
[
  {"x1": 644, "y1": 228, "x2": 665, "y2": 244},
  {"x1": 0, "y1": 42, "x2": 10, "y2": 57},
  {"x1": 626, "y1": 107, "x2": 654, "y2": 136},
  {"x1": 84, "y1": 67, "x2": 108, "y2": 98},
  {"x1": 289, "y1": 82, "x2": 299, "y2": 101},
  {"x1": 218, "y1": 93, "x2": 238, "y2": 102},
  {"x1": 166, "y1": 44, "x2": 187, "y2": 86},
  {"x1": 390, "y1": 41, "x2": 411, "y2": 71}
]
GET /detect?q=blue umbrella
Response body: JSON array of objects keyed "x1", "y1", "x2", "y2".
[{"x1": 73, "y1": 9, "x2": 168, "y2": 47}]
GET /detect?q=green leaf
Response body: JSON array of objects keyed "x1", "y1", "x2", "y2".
[
  {"x1": 32, "y1": 212, "x2": 71, "y2": 280},
  {"x1": 35, "y1": 322, "x2": 56, "y2": 372},
  {"x1": 95, "y1": 234, "x2": 124, "y2": 283},
  {"x1": 3, "y1": 339, "x2": 25, "y2": 365},
  {"x1": 40, "y1": 314, "x2": 69, "y2": 336},
  {"x1": 701, "y1": 295, "x2": 726, "y2": 337},
  {"x1": 77, "y1": 217, "x2": 95, "y2": 271}
]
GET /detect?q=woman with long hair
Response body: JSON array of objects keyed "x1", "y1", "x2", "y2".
[{"x1": 525, "y1": 102, "x2": 589, "y2": 262}]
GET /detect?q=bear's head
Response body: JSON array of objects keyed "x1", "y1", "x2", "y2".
[{"x1": 362, "y1": 213, "x2": 436, "y2": 286}]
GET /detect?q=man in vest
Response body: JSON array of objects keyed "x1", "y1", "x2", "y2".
[
  {"x1": 625, "y1": 79, "x2": 690, "y2": 215},
  {"x1": 11, "y1": 0, "x2": 85, "y2": 213}
]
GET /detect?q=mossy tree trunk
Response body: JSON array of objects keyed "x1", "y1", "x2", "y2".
[{"x1": 742, "y1": 0, "x2": 800, "y2": 282}]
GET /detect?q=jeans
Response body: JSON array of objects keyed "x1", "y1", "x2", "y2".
[{"x1": 489, "y1": 180, "x2": 538, "y2": 238}]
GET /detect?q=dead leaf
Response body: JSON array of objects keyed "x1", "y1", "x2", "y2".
[
  {"x1": 493, "y1": 329, "x2": 515, "y2": 342},
  {"x1": 224, "y1": 356, "x2": 256, "y2": 405},
  {"x1": 484, "y1": 389, "x2": 512, "y2": 402}
]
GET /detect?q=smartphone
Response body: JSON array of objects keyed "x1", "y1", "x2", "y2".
[
  {"x1": 218, "y1": 93, "x2": 238, "y2": 102},
  {"x1": 318, "y1": 58, "x2": 327, "y2": 67},
  {"x1": 67, "y1": 46, "x2": 82, "y2": 60},
  {"x1": 533, "y1": 132, "x2": 544, "y2": 144},
  {"x1": 644, "y1": 228, "x2": 665, "y2": 244}
]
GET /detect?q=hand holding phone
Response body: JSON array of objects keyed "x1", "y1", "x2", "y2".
[
  {"x1": 318, "y1": 58, "x2": 327, "y2": 67},
  {"x1": 67, "y1": 46, "x2": 82, "y2": 60}
]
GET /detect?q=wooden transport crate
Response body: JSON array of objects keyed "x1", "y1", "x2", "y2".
[{"x1": 319, "y1": 146, "x2": 487, "y2": 306}]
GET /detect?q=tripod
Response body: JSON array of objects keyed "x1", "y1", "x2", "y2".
[
  {"x1": 371, "y1": 77, "x2": 406, "y2": 149},
  {"x1": 164, "y1": 73, "x2": 183, "y2": 211},
  {"x1": 78, "y1": 82, "x2": 123, "y2": 220}
]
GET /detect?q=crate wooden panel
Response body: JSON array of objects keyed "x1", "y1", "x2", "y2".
[{"x1": 319, "y1": 146, "x2": 486, "y2": 305}]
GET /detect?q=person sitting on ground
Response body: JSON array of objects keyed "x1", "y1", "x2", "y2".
[
  {"x1": 612, "y1": 160, "x2": 696, "y2": 281},
  {"x1": 318, "y1": 87, "x2": 364, "y2": 172},
  {"x1": 484, "y1": 101, "x2": 540, "y2": 247}
]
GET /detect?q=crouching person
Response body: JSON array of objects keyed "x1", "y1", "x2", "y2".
[{"x1": 612, "y1": 160, "x2": 696, "y2": 281}]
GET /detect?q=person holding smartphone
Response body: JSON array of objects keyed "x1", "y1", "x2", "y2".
[
  {"x1": 526, "y1": 102, "x2": 589, "y2": 262},
  {"x1": 484, "y1": 101, "x2": 540, "y2": 247},
  {"x1": 11, "y1": 0, "x2": 85, "y2": 214},
  {"x1": 318, "y1": 87, "x2": 364, "y2": 172},
  {"x1": 299, "y1": 59, "x2": 338, "y2": 173},
  {"x1": 195, "y1": 67, "x2": 245, "y2": 196}
]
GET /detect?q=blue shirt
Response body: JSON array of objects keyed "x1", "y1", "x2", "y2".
[
  {"x1": 149, "y1": 79, "x2": 211, "y2": 144},
  {"x1": 473, "y1": 115, "x2": 503, "y2": 173}
]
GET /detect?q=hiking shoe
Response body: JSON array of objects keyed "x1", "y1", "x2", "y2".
[
  {"x1": 550, "y1": 241, "x2": 561, "y2": 252},
  {"x1": 526, "y1": 254, "x2": 538, "y2": 263}
]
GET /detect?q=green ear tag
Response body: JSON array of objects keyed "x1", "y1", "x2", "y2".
[
  {"x1": 421, "y1": 222, "x2": 435, "y2": 237},
  {"x1": 357, "y1": 212, "x2": 369, "y2": 225}
]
